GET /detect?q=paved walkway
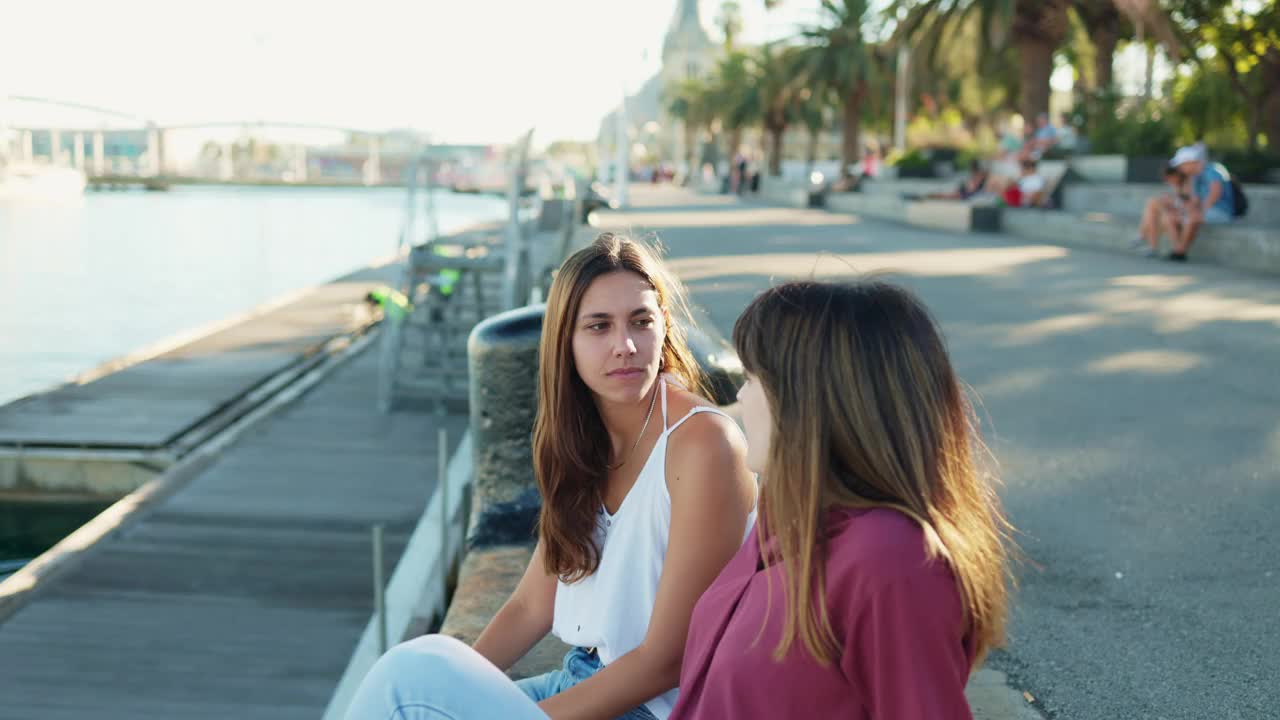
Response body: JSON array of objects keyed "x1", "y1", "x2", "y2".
[{"x1": 594, "y1": 186, "x2": 1279, "y2": 720}]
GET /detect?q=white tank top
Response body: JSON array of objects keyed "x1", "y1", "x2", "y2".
[{"x1": 551, "y1": 376, "x2": 756, "y2": 719}]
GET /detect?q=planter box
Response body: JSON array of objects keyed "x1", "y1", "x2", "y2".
[
  {"x1": 1124, "y1": 155, "x2": 1168, "y2": 183},
  {"x1": 1068, "y1": 154, "x2": 1126, "y2": 182},
  {"x1": 1067, "y1": 154, "x2": 1173, "y2": 184}
]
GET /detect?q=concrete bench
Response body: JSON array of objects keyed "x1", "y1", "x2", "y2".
[
  {"x1": 827, "y1": 192, "x2": 1001, "y2": 234},
  {"x1": 1061, "y1": 182, "x2": 1280, "y2": 226},
  {"x1": 1001, "y1": 208, "x2": 1280, "y2": 275}
]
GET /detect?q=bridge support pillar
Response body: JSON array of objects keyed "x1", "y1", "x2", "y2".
[
  {"x1": 21, "y1": 131, "x2": 33, "y2": 162},
  {"x1": 220, "y1": 142, "x2": 235, "y2": 180},
  {"x1": 93, "y1": 131, "x2": 105, "y2": 175},
  {"x1": 363, "y1": 136, "x2": 381, "y2": 186},
  {"x1": 50, "y1": 129, "x2": 62, "y2": 165},
  {"x1": 146, "y1": 126, "x2": 167, "y2": 177},
  {"x1": 73, "y1": 133, "x2": 85, "y2": 170},
  {"x1": 293, "y1": 144, "x2": 308, "y2": 182}
]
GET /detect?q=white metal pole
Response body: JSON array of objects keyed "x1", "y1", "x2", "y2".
[
  {"x1": 614, "y1": 93, "x2": 630, "y2": 208},
  {"x1": 372, "y1": 524, "x2": 387, "y2": 654}
]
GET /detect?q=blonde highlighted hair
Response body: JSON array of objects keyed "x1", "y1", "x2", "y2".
[{"x1": 733, "y1": 279, "x2": 1012, "y2": 667}]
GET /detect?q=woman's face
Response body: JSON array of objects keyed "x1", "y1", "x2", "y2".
[
  {"x1": 571, "y1": 271, "x2": 665, "y2": 405},
  {"x1": 736, "y1": 373, "x2": 772, "y2": 474}
]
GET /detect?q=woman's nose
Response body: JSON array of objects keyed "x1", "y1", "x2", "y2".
[{"x1": 614, "y1": 332, "x2": 637, "y2": 357}]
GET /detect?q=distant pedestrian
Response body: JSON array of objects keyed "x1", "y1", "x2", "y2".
[{"x1": 1166, "y1": 145, "x2": 1236, "y2": 261}]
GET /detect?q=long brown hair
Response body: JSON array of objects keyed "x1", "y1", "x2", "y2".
[
  {"x1": 733, "y1": 279, "x2": 1012, "y2": 668},
  {"x1": 534, "y1": 233, "x2": 707, "y2": 582}
]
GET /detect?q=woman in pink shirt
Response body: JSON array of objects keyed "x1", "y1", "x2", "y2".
[{"x1": 669, "y1": 279, "x2": 1014, "y2": 720}]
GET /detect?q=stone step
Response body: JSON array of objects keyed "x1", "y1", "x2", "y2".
[
  {"x1": 1001, "y1": 208, "x2": 1280, "y2": 276},
  {"x1": 1062, "y1": 182, "x2": 1280, "y2": 225}
]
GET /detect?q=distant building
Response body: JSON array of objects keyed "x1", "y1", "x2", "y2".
[{"x1": 597, "y1": 0, "x2": 717, "y2": 171}]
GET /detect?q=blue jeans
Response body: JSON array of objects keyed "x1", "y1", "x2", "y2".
[
  {"x1": 517, "y1": 646, "x2": 658, "y2": 720},
  {"x1": 344, "y1": 635, "x2": 659, "y2": 720}
]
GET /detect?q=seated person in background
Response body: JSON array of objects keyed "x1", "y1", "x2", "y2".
[
  {"x1": 1057, "y1": 113, "x2": 1078, "y2": 153},
  {"x1": 1167, "y1": 145, "x2": 1236, "y2": 262},
  {"x1": 926, "y1": 160, "x2": 990, "y2": 201},
  {"x1": 1021, "y1": 113, "x2": 1058, "y2": 160},
  {"x1": 1132, "y1": 165, "x2": 1188, "y2": 257},
  {"x1": 995, "y1": 159, "x2": 1047, "y2": 208},
  {"x1": 997, "y1": 123, "x2": 1023, "y2": 161}
]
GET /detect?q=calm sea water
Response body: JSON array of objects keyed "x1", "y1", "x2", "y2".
[
  {"x1": 0, "y1": 185, "x2": 506, "y2": 567},
  {"x1": 0, "y1": 185, "x2": 507, "y2": 406}
]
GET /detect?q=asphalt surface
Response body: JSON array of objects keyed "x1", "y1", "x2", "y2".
[{"x1": 593, "y1": 186, "x2": 1280, "y2": 720}]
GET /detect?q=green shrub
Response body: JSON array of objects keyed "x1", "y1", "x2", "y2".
[
  {"x1": 1214, "y1": 150, "x2": 1280, "y2": 184},
  {"x1": 894, "y1": 149, "x2": 931, "y2": 169},
  {"x1": 1084, "y1": 91, "x2": 1177, "y2": 158}
]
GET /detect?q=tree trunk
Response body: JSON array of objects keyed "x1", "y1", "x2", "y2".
[
  {"x1": 683, "y1": 122, "x2": 697, "y2": 178},
  {"x1": 727, "y1": 129, "x2": 744, "y2": 163},
  {"x1": 841, "y1": 91, "x2": 863, "y2": 171},
  {"x1": 1012, "y1": 0, "x2": 1069, "y2": 123},
  {"x1": 1016, "y1": 37, "x2": 1055, "y2": 124},
  {"x1": 805, "y1": 130, "x2": 819, "y2": 173},
  {"x1": 768, "y1": 126, "x2": 785, "y2": 177},
  {"x1": 1093, "y1": 28, "x2": 1118, "y2": 92},
  {"x1": 1264, "y1": 55, "x2": 1280, "y2": 157}
]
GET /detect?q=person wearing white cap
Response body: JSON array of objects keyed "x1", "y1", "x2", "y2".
[
  {"x1": 1166, "y1": 144, "x2": 1235, "y2": 261},
  {"x1": 1132, "y1": 163, "x2": 1191, "y2": 258}
]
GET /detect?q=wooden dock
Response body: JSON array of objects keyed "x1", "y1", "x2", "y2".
[
  {"x1": 0, "y1": 338, "x2": 467, "y2": 719},
  {"x1": 0, "y1": 258, "x2": 420, "y2": 500}
]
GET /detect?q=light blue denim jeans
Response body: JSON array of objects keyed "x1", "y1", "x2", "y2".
[
  {"x1": 516, "y1": 646, "x2": 658, "y2": 720},
  {"x1": 344, "y1": 635, "x2": 659, "y2": 720}
]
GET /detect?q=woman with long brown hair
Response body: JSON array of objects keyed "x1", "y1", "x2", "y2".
[
  {"x1": 345, "y1": 233, "x2": 756, "y2": 720},
  {"x1": 668, "y1": 279, "x2": 1013, "y2": 719}
]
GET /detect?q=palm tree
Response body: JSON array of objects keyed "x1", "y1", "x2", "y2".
[
  {"x1": 795, "y1": 86, "x2": 832, "y2": 174},
  {"x1": 796, "y1": 0, "x2": 883, "y2": 171},
  {"x1": 707, "y1": 49, "x2": 761, "y2": 165},
  {"x1": 890, "y1": 0, "x2": 1183, "y2": 122},
  {"x1": 754, "y1": 44, "x2": 806, "y2": 176},
  {"x1": 666, "y1": 77, "x2": 715, "y2": 178},
  {"x1": 716, "y1": 1, "x2": 744, "y2": 51}
]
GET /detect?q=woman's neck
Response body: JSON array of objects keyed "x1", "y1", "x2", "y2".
[{"x1": 596, "y1": 378, "x2": 660, "y2": 458}]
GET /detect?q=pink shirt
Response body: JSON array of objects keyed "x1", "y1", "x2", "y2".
[{"x1": 669, "y1": 507, "x2": 975, "y2": 720}]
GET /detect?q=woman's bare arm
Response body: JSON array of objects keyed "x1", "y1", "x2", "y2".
[
  {"x1": 537, "y1": 412, "x2": 755, "y2": 720},
  {"x1": 472, "y1": 539, "x2": 558, "y2": 672}
]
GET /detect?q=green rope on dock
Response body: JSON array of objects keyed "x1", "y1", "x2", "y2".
[{"x1": 367, "y1": 286, "x2": 412, "y2": 321}]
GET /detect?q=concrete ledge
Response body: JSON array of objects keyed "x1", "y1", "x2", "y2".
[
  {"x1": 756, "y1": 178, "x2": 819, "y2": 208},
  {"x1": 906, "y1": 200, "x2": 1002, "y2": 233},
  {"x1": 1062, "y1": 182, "x2": 1280, "y2": 226},
  {"x1": 438, "y1": 544, "x2": 570, "y2": 679},
  {"x1": 829, "y1": 192, "x2": 1000, "y2": 233},
  {"x1": 1002, "y1": 208, "x2": 1280, "y2": 276}
]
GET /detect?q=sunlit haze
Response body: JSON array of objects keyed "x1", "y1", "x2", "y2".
[{"x1": 3, "y1": 0, "x2": 825, "y2": 145}]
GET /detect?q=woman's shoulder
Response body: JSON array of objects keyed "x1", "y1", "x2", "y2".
[
  {"x1": 662, "y1": 381, "x2": 737, "y2": 437},
  {"x1": 824, "y1": 507, "x2": 956, "y2": 591}
]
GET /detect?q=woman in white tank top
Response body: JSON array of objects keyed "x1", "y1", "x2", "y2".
[{"x1": 345, "y1": 234, "x2": 757, "y2": 720}]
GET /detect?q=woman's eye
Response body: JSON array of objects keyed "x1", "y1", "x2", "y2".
[
  {"x1": 587, "y1": 322, "x2": 608, "y2": 332},
  {"x1": 634, "y1": 317, "x2": 654, "y2": 328}
]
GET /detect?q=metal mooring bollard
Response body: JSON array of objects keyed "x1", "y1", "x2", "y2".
[{"x1": 466, "y1": 304, "x2": 545, "y2": 549}]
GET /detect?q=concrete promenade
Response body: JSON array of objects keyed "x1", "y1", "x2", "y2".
[{"x1": 589, "y1": 185, "x2": 1278, "y2": 719}]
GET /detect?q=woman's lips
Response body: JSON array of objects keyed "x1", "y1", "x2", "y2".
[{"x1": 607, "y1": 367, "x2": 645, "y2": 378}]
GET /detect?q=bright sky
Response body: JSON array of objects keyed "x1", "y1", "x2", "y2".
[{"x1": 2, "y1": 0, "x2": 824, "y2": 145}]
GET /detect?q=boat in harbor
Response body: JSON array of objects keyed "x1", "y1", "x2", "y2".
[{"x1": 0, "y1": 161, "x2": 87, "y2": 201}]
